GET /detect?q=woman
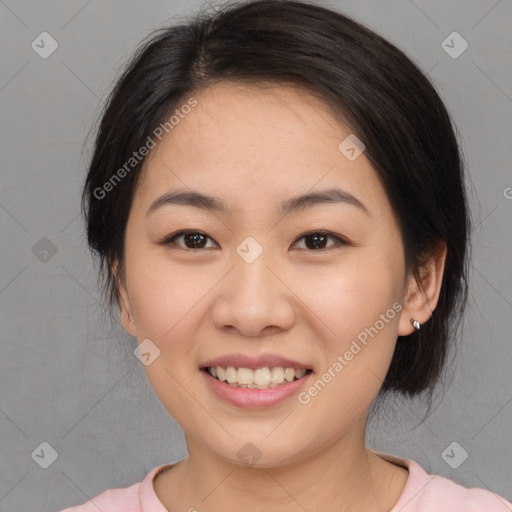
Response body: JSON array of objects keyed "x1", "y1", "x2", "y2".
[{"x1": 61, "y1": 0, "x2": 512, "y2": 510}]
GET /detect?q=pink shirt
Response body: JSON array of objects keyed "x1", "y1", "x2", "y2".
[{"x1": 59, "y1": 451, "x2": 512, "y2": 511}]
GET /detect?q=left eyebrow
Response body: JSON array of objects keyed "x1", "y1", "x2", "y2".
[
  {"x1": 279, "y1": 188, "x2": 370, "y2": 217},
  {"x1": 146, "y1": 187, "x2": 370, "y2": 217}
]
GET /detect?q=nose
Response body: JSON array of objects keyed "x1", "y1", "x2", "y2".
[{"x1": 211, "y1": 245, "x2": 296, "y2": 338}]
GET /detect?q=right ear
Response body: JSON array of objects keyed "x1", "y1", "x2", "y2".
[{"x1": 111, "y1": 259, "x2": 136, "y2": 336}]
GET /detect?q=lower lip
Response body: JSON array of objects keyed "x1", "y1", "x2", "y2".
[{"x1": 201, "y1": 369, "x2": 313, "y2": 409}]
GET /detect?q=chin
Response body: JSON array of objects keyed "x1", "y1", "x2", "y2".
[{"x1": 208, "y1": 434, "x2": 309, "y2": 469}]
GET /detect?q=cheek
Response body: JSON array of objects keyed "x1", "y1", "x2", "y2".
[
  {"x1": 126, "y1": 255, "x2": 207, "y2": 424},
  {"x1": 127, "y1": 250, "x2": 210, "y2": 338},
  {"x1": 297, "y1": 252, "x2": 400, "y2": 347},
  {"x1": 301, "y1": 265, "x2": 400, "y2": 418}
]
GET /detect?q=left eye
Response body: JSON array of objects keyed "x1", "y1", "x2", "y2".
[
  {"x1": 158, "y1": 230, "x2": 347, "y2": 251},
  {"x1": 292, "y1": 231, "x2": 347, "y2": 251}
]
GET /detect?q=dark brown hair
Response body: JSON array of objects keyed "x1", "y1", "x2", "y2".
[{"x1": 81, "y1": 0, "x2": 471, "y2": 409}]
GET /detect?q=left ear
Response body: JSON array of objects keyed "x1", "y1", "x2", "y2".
[{"x1": 398, "y1": 241, "x2": 447, "y2": 336}]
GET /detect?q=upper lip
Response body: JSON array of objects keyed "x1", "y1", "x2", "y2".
[{"x1": 200, "y1": 353, "x2": 312, "y2": 371}]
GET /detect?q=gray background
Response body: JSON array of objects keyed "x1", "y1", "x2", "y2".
[{"x1": 0, "y1": 0, "x2": 511, "y2": 510}]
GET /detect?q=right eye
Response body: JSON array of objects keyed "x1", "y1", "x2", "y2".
[{"x1": 158, "y1": 230, "x2": 219, "y2": 250}]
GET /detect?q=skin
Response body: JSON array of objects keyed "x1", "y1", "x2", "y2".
[{"x1": 114, "y1": 82, "x2": 447, "y2": 512}]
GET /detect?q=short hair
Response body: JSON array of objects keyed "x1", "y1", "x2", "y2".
[{"x1": 81, "y1": 0, "x2": 471, "y2": 408}]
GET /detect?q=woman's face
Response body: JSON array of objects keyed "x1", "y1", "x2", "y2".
[{"x1": 117, "y1": 82, "x2": 419, "y2": 467}]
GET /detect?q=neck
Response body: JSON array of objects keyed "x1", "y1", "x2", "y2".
[{"x1": 154, "y1": 422, "x2": 406, "y2": 512}]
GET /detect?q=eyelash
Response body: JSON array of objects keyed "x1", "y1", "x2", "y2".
[{"x1": 158, "y1": 230, "x2": 350, "y2": 252}]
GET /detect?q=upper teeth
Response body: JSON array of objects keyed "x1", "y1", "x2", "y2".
[{"x1": 208, "y1": 366, "x2": 308, "y2": 388}]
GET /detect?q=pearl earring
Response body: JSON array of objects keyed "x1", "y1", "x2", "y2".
[{"x1": 410, "y1": 317, "x2": 421, "y2": 331}]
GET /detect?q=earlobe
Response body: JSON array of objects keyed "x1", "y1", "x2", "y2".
[
  {"x1": 398, "y1": 241, "x2": 447, "y2": 336},
  {"x1": 119, "y1": 299, "x2": 136, "y2": 335},
  {"x1": 111, "y1": 259, "x2": 136, "y2": 336}
]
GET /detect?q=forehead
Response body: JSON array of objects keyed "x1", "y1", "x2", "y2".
[
  {"x1": 135, "y1": 81, "x2": 391, "y2": 221},
  {"x1": 169, "y1": 81, "x2": 349, "y2": 157}
]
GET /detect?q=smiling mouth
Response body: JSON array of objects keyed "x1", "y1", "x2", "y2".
[{"x1": 202, "y1": 366, "x2": 313, "y2": 389}]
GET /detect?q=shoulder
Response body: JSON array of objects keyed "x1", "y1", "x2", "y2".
[
  {"x1": 58, "y1": 482, "x2": 141, "y2": 512},
  {"x1": 375, "y1": 451, "x2": 512, "y2": 512},
  {"x1": 414, "y1": 472, "x2": 512, "y2": 511},
  {"x1": 58, "y1": 463, "x2": 172, "y2": 512}
]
